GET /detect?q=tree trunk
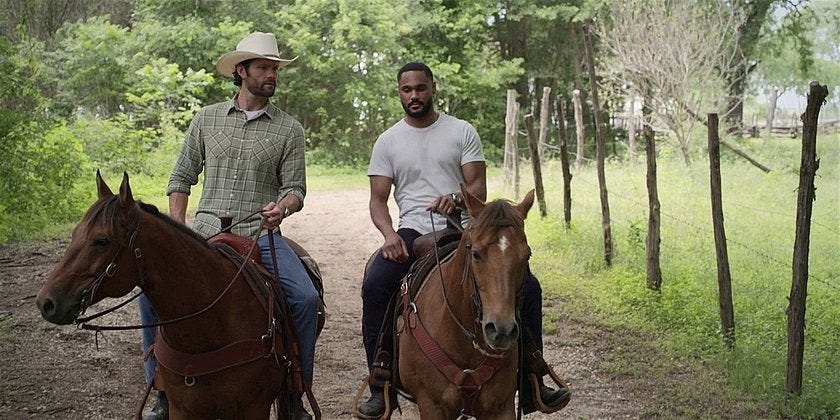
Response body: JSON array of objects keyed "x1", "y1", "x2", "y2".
[
  {"x1": 764, "y1": 88, "x2": 779, "y2": 144},
  {"x1": 786, "y1": 82, "x2": 827, "y2": 398},
  {"x1": 724, "y1": 0, "x2": 774, "y2": 134},
  {"x1": 525, "y1": 114, "x2": 547, "y2": 217},
  {"x1": 583, "y1": 24, "x2": 612, "y2": 267},
  {"x1": 708, "y1": 113, "x2": 735, "y2": 348}
]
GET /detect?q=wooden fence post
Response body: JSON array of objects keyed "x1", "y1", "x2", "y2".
[
  {"x1": 628, "y1": 95, "x2": 638, "y2": 165},
  {"x1": 708, "y1": 113, "x2": 735, "y2": 348},
  {"x1": 583, "y1": 24, "x2": 612, "y2": 266},
  {"x1": 556, "y1": 99, "x2": 572, "y2": 228},
  {"x1": 538, "y1": 87, "x2": 552, "y2": 159},
  {"x1": 644, "y1": 125, "x2": 662, "y2": 290},
  {"x1": 525, "y1": 114, "x2": 547, "y2": 217},
  {"x1": 572, "y1": 89, "x2": 585, "y2": 170},
  {"x1": 786, "y1": 82, "x2": 827, "y2": 398},
  {"x1": 504, "y1": 90, "x2": 520, "y2": 196}
]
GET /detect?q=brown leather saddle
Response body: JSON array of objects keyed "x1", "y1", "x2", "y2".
[{"x1": 207, "y1": 231, "x2": 326, "y2": 337}]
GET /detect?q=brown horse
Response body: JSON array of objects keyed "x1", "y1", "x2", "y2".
[
  {"x1": 396, "y1": 188, "x2": 535, "y2": 419},
  {"x1": 35, "y1": 172, "x2": 314, "y2": 419}
]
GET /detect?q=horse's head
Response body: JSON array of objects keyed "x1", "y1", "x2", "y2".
[
  {"x1": 462, "y1": 187, "x2": 535, "y2": 351},
  {"x1": 36, "y1": 171, "x2": 142, "y2": 324}
]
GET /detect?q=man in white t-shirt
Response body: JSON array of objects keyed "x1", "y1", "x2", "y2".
[{"x1": 357, "y1": 62, "x2": 569, "y2": 418}]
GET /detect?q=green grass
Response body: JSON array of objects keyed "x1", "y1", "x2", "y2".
[{"x1": 519, "y1": 135, "x2": 839, "y2": 418}]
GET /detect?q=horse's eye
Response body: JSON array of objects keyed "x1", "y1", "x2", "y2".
[
  {"x1": 92, "y1": 237, "x2": 110, "y2": 247},
  {"x1": 471, "y1": 250, "x2": 482, "y2": 261}
]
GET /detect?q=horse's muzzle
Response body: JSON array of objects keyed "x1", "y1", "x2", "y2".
[{"x1": 483, "y1": 320, "x2": 519, "y2": 351}]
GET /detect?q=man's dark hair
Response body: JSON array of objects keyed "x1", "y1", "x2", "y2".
[
  {"x1": 397, "y1": 62, "x2": 433, "y2": 83},
  {"x1": 232, "y1": 59, "x2": 255, "y2": 86}
]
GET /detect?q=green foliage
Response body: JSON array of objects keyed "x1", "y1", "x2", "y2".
[
  {"x1": 68, "y1": 115, "x2": 157, "y2": 176},
  {"x1": 525, "y1": 136, "x2": 840, "y2": 417},
  {"x1": 49, "y1": 16, "x2": 133, "y2": 118},
  {"x1": 130, "y1": 16, "x2": 252, "y2": 102},
  {"x1": 0, "y1": 121, "x2": 92, "y2": 242},
  {"x1": 125, "y1": 55, "x2": 215, "y2": 130}
]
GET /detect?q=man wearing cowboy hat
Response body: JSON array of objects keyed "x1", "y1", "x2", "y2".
[{"x1": 138, "y1": 31, "x2": 319, "y2": 420}]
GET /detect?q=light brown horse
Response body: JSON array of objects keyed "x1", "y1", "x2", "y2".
[
  {"x1": 35, "y1": 172, "x2": 312, "y2": 419},
  {"x1": 396, "y1": 188, "x2": 535, "y2": 419}
]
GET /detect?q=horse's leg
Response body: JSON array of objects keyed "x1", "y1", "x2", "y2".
[
  {"x1": 481, "y1": 400, "x2": 516, "y2": 420},
  {"x1": 415, "y1": 394, "x2": 454, "y2": 420},
  {"x1": 167, "y1": 405, "x2": 188, "y2": 420}
]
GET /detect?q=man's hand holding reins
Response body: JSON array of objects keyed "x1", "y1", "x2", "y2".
[
  {"x1": 381, "y1": 231, "x2": 409, "y2": 263},
  {"x1": 261, "y1": 201, "x2": 289, "y2": 230},
  {"x1": 426, "y1": 193, "x2": 461, "y2": 215}
]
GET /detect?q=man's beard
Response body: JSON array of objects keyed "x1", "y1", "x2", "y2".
[
  {"x1": 402, "y1": 100, "x2": 433, "y2": 118},
  {"x1": 248, "y1": 82, "x2": 276, "y2": 98}
]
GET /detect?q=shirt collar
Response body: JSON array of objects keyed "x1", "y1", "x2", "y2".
[{"x1": 226, "y1": 94, "x2": 277, "y2": 120}]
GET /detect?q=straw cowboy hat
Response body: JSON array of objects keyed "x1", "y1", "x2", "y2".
[{"x1": 216, "y1": 32, "x2": 297, "y2": 78}]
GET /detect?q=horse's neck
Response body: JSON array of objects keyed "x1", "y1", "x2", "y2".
[{"x1": 136, "y1": 213, "x2": 244, "y2": 320}]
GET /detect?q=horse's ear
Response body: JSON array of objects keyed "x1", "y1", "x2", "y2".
[
  {"x1": 118, "y1": 172, "x2": 134, "y2": 207},
  {"x1": 96, "y1": 169, "x2": 113, "y2": 198},
  {"x1": 516, "y1": 189, "x2": 535, "y2": 219},
  {"x1": 460, "y1": 184, "x2": 485, "y2": 217}
]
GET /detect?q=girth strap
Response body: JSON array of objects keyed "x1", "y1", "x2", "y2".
[{"x1": 153, "y1": 332, "x2": 274, "y2": 378}]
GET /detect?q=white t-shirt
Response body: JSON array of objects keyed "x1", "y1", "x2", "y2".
[{"x1": 367, "y1": 113, "x2": 485, "y2": 235}]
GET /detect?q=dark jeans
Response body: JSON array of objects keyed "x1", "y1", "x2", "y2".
[{"x1": 360, "y1": 228, "x2": 544, "y2": 370}]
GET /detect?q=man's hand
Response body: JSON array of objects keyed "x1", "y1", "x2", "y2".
[
  {"x1": 381, "y1": 231, "x2": 409, "y2": 263},
  {"x1": 426, "y1": 193, "x2": 459, "y2": 215},
  {"x1": 261, "y1": 201, "x2": 288, "y2": 230}
]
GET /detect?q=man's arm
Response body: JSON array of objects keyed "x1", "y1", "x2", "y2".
[
  {"x1": 370, "y1": 175, "x2": 408, "y2": 262},
  {"x1": 426, "y1": 160, "x2": 487, "y2": 214},
  {"x1": 461, "y1": 160, "x2": 487, "y2": 201},
  {"x1": 169, "y1": 192, "x2": 189, "y2": 224}
]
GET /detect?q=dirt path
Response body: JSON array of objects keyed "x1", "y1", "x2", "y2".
[{"x1": 1, "y1": 188, "x2": 640, "y2": 419}]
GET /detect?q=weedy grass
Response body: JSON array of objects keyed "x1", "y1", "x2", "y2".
[{"x1": 520, "y1": 135, "x2": 838, "y2": 418}]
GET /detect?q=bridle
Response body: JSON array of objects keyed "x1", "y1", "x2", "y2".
[
  {"x1": 75, "y1": 204, "x2": 144, "y2": 324},
  {"x1": 74, "y1": 207, "x2": 261, "y2": 334},
  {"x1": 431, "y1": 212, "x2": 508, "y2": 359}
]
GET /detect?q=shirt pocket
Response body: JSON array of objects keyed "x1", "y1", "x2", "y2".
[
  {"x1": 251, "y1": 137, "x2": 283, "y2": 170},
  {"x1": 206, "y1": 129, "x2": 234, "y2": 159}
]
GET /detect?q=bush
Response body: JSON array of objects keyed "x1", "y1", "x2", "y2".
[{"x1": 0, "y1": 120, "x2": 92, "y2": 242}]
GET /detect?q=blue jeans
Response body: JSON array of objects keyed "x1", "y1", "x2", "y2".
[
  {"x1": 258, "y1": 231, "x2": 320, "y2": 385},
  {"x1": 139, "y1": 231, "x2": 320, "y2": 386},
  {"x1": 139, "y1": 294, "x2": 157, "y2": 384}
]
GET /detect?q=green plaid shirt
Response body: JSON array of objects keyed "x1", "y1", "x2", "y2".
[{"x1": 167, "y1": 96, "x2": 306, "y2": 238}]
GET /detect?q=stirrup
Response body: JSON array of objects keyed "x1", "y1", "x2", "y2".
[
  {"x1": 352, "y1": 375, "x2": 396, "y2": 420},
  {"x1": 527, "y1": 367, "x2": 571, "y2": 414}
]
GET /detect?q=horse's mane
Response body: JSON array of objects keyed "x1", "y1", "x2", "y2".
[
  {"x1": 137, "y1": 201, "x2": 211, "y2": 248},
  {"x1": 471, "y1": 199, "x2": 525, "y2": 243},
  {"x1": 86, "y1": 195, "x2": 210, "y2": 249}
]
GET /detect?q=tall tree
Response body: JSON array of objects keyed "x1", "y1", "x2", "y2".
[
  {"x1": 723, "y1": 0, "x2": 777, "y2": 134},
  {"x1": 597, "y1": 0, "x2": 745, "y2": 165}
]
